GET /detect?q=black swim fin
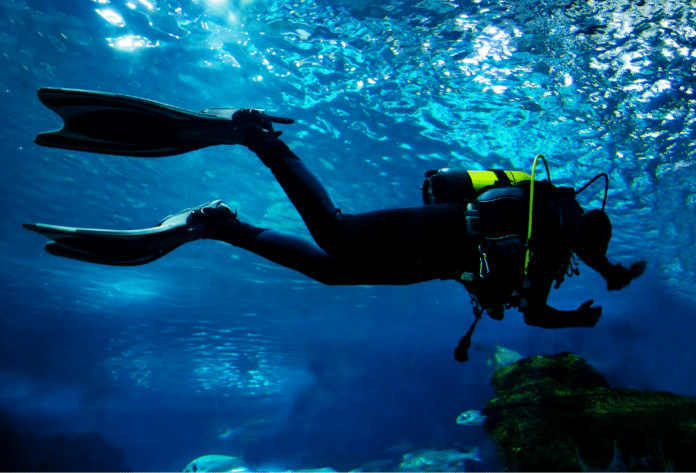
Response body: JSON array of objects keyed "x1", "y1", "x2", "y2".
[
  {"x1": 34, "y1": 88, "x2": 294, "y2": 157},
  {"x1": 23, "y1": 200, "x2": 234, "y2": 266}
]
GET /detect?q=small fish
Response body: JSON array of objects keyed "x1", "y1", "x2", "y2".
[
  {"x1": 399, "y1": 447, "x2": 482, "y2": 471},
  {"x1": 183, "y1": 455, "x2": 251, "y2": 472},
  {"x1": 474, "y1": 343, "x2": 522, "y2": 369},
  {"x1": 456, "y1": 409, "x2": 487, "y2": 426}
]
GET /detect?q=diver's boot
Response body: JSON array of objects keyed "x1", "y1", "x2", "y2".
[
  {"x1": 162, "y1": 198, "x2": 268, "y2": 248},
  {"x1": 157, "y1": 199, "x2": 238, "y2": 242},
  {"x1": 192, "y1": 204, "x2": 269, "y2": 248},
  {"x1": 242, "y1": 121, "x2": 297, "y2": 167}
]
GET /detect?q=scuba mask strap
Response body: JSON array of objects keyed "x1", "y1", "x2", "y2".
[
  {"x1": 524, "y1": 154, "x2": 551, "y2": 285},
  {"x1": 575, "y1": 172, "x2": 609, "y2": 211}
]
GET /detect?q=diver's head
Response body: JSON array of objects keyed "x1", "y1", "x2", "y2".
[{"x1": 578, "y1": 209, "x2": 612, "y2": 255}]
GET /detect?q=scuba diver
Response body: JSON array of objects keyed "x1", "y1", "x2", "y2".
[{"x1": 24, "y1": 88, "x2": 646, "y2": 361}]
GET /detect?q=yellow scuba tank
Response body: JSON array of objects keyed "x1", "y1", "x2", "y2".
[{"x1": 422, "y1": 169, "x2": 531, "y2": 205}]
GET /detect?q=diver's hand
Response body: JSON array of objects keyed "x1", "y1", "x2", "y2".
[
  {"x1": 576, "y1": 300, "x2": 602, "y2": 327},
  {"x1": 606, "y1": 260, "x2": 647, "y2": 290},
  {"x1": 629, "y1": 260, "x2": 647, "y2": 278}
]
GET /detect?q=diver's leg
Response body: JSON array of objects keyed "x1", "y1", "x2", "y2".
[
  {"x1": 243, "y1": 130, "x2": 346, "y2": 252},
  {"x1": 206, "y1": 199, "x2": 467, "y2": 284},
  {"x1": 207, "y1": 218, "x2": 447, "y2": 285},
  {"x1": 235, "y1": 129, "x2": 470, "y2": 280},
  {"x1": 243, "y1": 131, "x2": 467, "y2": 258}
]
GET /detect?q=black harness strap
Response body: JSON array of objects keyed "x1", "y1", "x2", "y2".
[{"x1": 491, "y1": 169, "x2": 512, "y2": 186}]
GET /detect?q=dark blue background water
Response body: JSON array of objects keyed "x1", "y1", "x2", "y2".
[{"x1": 1, "y1": 0, "x2": 695, "y2": 470}]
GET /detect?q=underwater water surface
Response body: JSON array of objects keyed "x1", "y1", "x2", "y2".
[{"x1": 0, "y1": 0, "x2": 695, "y2": 470}]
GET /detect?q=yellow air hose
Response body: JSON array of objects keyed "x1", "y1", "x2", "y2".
[{"x1": 524, "y1": 154, "x2": 551, "y2": 282}]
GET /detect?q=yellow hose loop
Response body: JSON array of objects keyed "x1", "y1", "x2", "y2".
[{"x1": 524, "y1": 154, "x2": 551, "y2": 278}]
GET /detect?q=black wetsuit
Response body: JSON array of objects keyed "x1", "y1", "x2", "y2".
[{"x1": 209, "y1": 131, "x2": 613, "y2": 329}]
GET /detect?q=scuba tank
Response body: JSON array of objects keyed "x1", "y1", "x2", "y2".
[{"x1": 422, "y1": 169, "x2": 531, "y2": 205}]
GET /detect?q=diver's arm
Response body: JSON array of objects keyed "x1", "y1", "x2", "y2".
[
  {"x1": 520, "y1": 258, "x2": 601, "y2": 328},
  {"x1": 521, "y1": 298, "x2": 601, "y2": 328},
  {"x1": 559, "y1": 194, "x2": 647, "y2": 291},
  {"x1": 578, "y1": 252, "x2": 647, "y2": 291}
]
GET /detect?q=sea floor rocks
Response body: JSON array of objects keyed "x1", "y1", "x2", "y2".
[{"x1": 482, "y1": 352, "x2": 696, "y2": 471}]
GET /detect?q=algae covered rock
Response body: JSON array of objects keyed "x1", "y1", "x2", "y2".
[{"x1": 482, "y1": 352, "x2": 696, "y2": 471}]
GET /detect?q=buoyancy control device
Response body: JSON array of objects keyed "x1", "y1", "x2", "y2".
[
  {"x1": 422, "y1": 168, "x2": 531, "y2": 316},
  {"x1": 421, "y1": 167, "x2": 535, "y2": 362}
]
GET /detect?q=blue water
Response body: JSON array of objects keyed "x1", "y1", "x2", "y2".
[{"x1": 1, "y1": 0, "x2": 695, "y2": 470}]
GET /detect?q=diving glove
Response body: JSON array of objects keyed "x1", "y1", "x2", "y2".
[
  {"x1": 575, "y1": 300, "x2": 602, "y2": 327},
  {"x1": 606, "y1": 260, "x2": 647, "y2": 291}
]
